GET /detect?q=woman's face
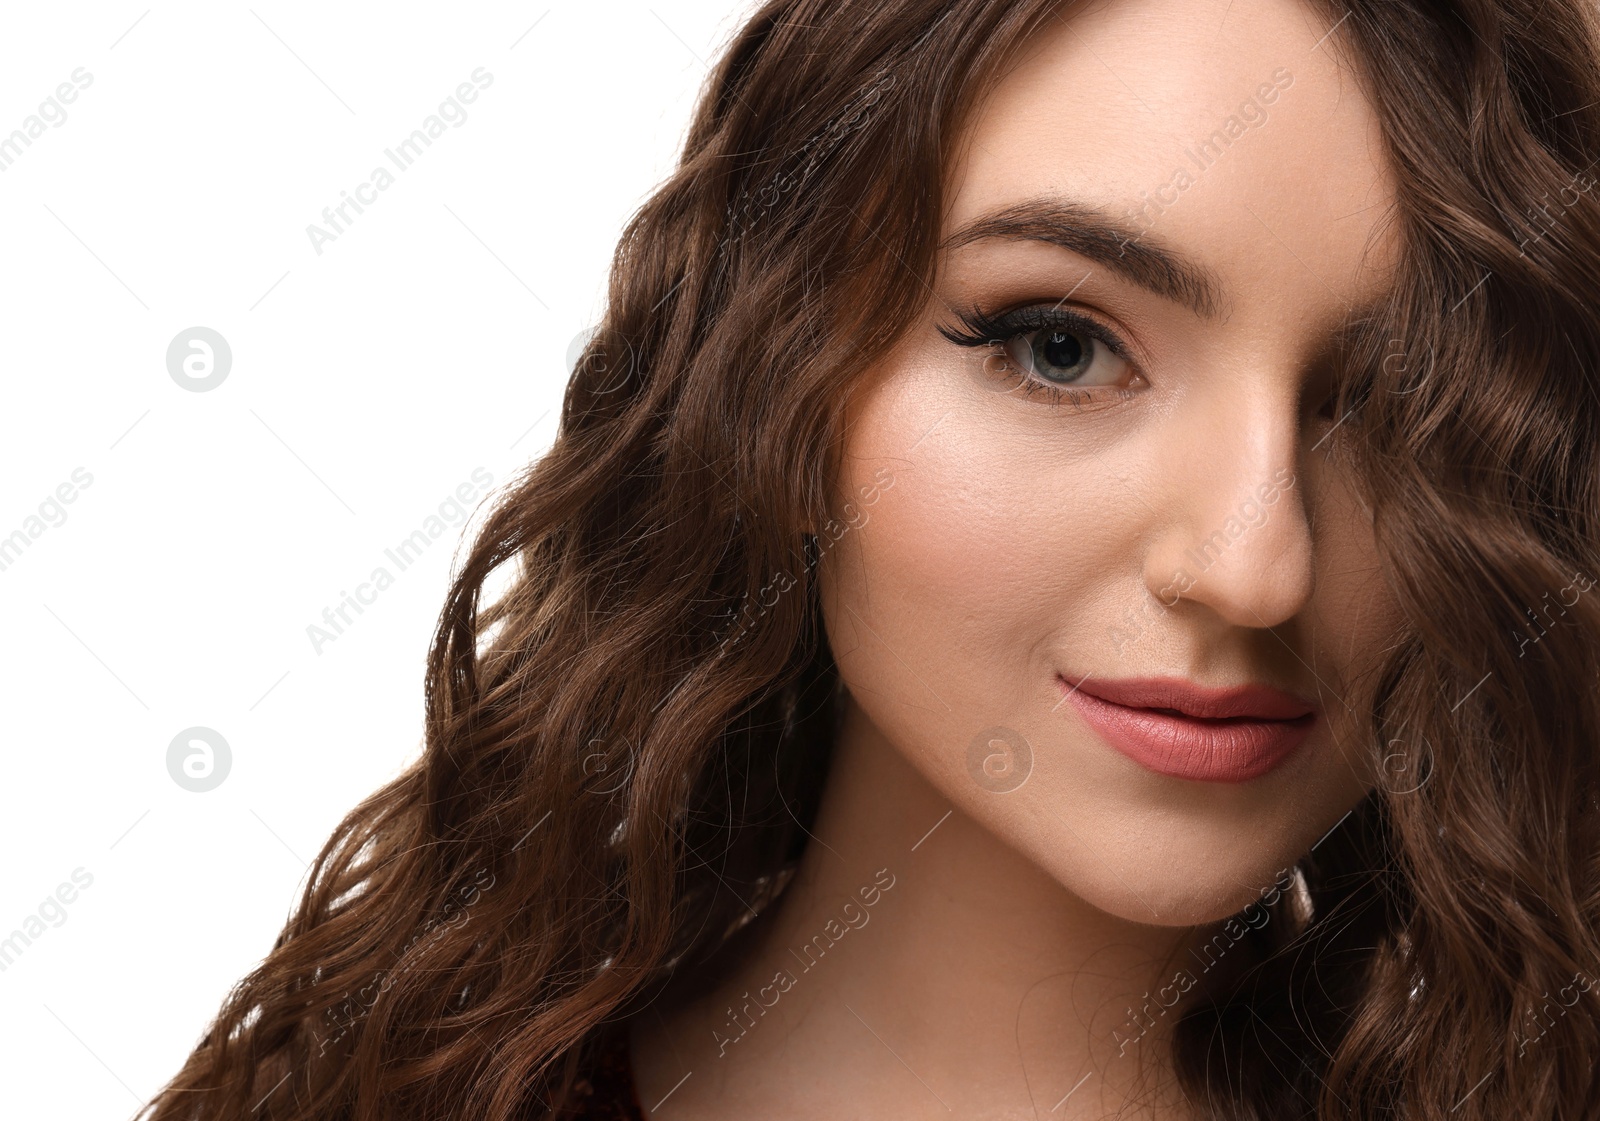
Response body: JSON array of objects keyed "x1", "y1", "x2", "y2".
[{"x1": 818, "y1": 0, "x2": 1406, "y2": 927}]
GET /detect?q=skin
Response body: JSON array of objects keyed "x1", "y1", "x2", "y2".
[{"x1": 633, "y1": 0, "x2": 1407, "y2": 1116}]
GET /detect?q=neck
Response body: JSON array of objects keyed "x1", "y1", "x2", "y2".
[{"x1": 632, "y1": 694, "x2": 1223, "y2": 1120}]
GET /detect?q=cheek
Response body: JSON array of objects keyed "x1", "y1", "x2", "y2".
[
  {"x1": 819, "y1": 382, "x2": 1010, "y2": 793},
  {"x1": 818, "y1": 376, "x2": 1120, "y2": 714},
  {"x1": 814, "y1": 362, "x2": 1147, "y2": 853},
  {"x1": 831, "y1": 462, "x2": 1016, "y2": 640}
]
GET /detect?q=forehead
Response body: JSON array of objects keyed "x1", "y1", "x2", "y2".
[{"x1": 943, "y1": 0, "x2": 1401, "y2": 325}]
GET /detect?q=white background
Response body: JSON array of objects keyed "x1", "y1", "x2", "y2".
[{"x1": 0, "y1": 3, "x2": 759, "y2": 1116}]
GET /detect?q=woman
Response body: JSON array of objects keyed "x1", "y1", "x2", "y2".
[{"x1": 140, "y1": 0, "x2": 1600, "y2": 1117}]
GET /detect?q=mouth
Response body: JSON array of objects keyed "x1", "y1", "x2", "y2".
[{"x1": 1057, "y1": 673, "x2": 1317, "y2": 783}]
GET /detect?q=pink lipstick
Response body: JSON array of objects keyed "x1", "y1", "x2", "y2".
[{"x1": 1059, "y1": 674, "x2": 1316, "y2": 783}]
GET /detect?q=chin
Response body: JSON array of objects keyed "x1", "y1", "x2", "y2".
[
  {"x1": 1046, "y1": 841, "x2": 1305, "y2": 929},
  {"x1": 966, "y1": 718, "x2": 1348, "y2": 930}
]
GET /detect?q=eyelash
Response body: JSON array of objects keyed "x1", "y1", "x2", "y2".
[{"x1": 938, "y1": 303, "x2": 1144, "y2": 406}]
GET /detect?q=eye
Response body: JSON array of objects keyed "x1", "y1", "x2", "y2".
[
  {"x1": 1004, "y1": 326, "x2": 1132, "y2": 387},
  {"x1": 938, "y1": 302, "x2": 1146, "y2": 404}
]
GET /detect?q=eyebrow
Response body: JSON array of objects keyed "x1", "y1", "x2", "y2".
[{"x1": 940, "y1": 196, "x2": 1227, "y2": 320}]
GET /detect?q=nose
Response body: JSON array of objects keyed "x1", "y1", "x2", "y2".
[{"x1": 1142, "y1": 394, "x2": 1314, "y2": 630}]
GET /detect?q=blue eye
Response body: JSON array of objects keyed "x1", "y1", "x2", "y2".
[
  {"x1": 1032, "y1": 329, "x2": 1088, "y2": 379},
  {"x1": 1005, "y1": 326, "x2": 1134, "y2": 388},
  {"x1": 939, "y1": 303, "x2": 1145, "y2": 402}
]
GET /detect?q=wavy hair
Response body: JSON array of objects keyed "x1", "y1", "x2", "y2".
[{"x1": 140, "y1": 0, "x2": 1600, "y2": 1117}]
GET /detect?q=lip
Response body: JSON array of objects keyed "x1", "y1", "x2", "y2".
[{"x1": 1058, "y1": 673, "x2": 1317, "y2": 783}]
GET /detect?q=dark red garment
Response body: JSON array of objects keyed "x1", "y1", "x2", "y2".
[{"x1": 554, "y1": 1029, "x2": 648, "y2": 1120}]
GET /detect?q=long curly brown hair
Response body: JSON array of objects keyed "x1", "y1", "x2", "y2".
[{"x1": 140, "y1": 0, "x2": 1600, "y2": 1117}]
